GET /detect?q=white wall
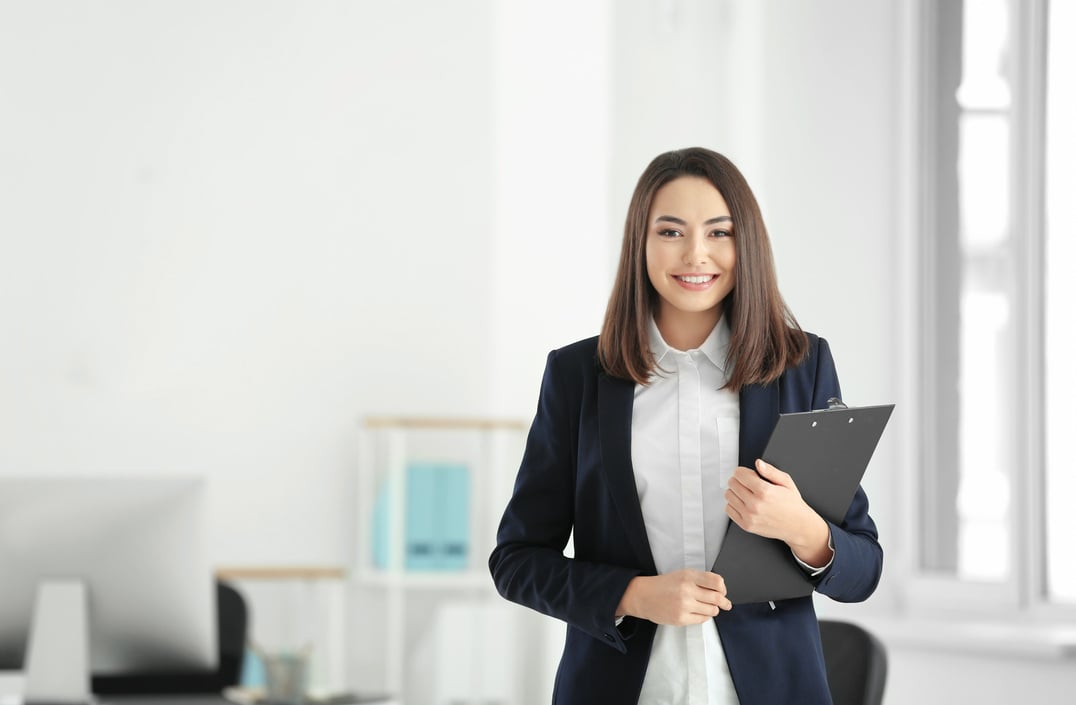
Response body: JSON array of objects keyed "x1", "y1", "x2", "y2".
[
  {"x1": 0, "y1": 0, "x2": 498, "y2": 567},
  {"x1": 609, "y1": 0, "x2": 732, "y2": 228},
  {"x1": 886, "y1": 645, "x2": 1076, "y2": 703},
  {"x1": 488, "y1": 0, "x2": 613, "y2": 418}
]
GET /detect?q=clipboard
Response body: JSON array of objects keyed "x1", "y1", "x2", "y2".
[{"x1": 712, "y1": 401, "x2": 894, "y2": 604}]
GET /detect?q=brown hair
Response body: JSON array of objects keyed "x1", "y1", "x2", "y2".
[{"x1": 597, "y1": 147, "x2": 807, "y2": 391}]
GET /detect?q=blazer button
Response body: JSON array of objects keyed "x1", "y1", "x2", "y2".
[{"x1": 603, "y1": 633, "x2": 615, "y2": 642}]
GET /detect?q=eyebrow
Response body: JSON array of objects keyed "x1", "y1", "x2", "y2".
[{"x1": 654, "y1": 215, "x2": 733, "y2": 226}]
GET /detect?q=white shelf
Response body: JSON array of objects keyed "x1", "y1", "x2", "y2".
[{"x1": 354, "y1": 416, "x2": 526, "y2": 704}]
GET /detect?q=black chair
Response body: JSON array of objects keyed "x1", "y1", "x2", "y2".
[
  {"x1": 818, "y1": 619, "x2": 888, "y2": 705},
  {"x1": 93, "y1": 581, "x2": 248, "y2": 695}
]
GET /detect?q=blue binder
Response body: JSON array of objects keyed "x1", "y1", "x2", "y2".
[
  {"x1": 405, "y1": 463, "x2": 440, "y2": 570},
  {"x1": 437, "y1": 464, "x2": 470, "y2": 571},
  {"x1": 370, "y1": 461, "x2": 471, "y2": 571}
]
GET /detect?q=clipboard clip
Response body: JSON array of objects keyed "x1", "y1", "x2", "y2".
[{"x1": 826, "y1": 397, "x2": 848, "y2": 410}]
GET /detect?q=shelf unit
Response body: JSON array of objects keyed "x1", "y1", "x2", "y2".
[{"x1": 354, "y1": 416, "x2": 527, "y2": 703}]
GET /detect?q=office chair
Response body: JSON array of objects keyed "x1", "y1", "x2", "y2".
[
  {"x1": 93, "y1": 581, "x2": 249, "y2": 695},
  {"x1": 818, "y1": 619, "x2": 888, "y2": 705}
]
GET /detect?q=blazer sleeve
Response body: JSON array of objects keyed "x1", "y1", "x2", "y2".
[
  {"x1": 488, "y1": 349, "x2": 640, "y2": 651},
  {"x1": 806, "y1": 337, "x2": 884, "y2": 602}
]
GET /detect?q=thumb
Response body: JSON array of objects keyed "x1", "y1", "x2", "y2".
[{"x1": 755, "y1": 459, "x2": 792, "y2": 486}]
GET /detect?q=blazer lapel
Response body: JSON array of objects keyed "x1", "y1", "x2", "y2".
[
  {"x1": 739, "y1": 380, "x2": 781, "y2": 467},
  {"x1": 597, "y1": 372, "x2": 657, "y2": 575}
]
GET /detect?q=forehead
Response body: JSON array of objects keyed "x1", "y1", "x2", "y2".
[{"x1": 649, "y1": 176, "x2": 730, "y2": 218}]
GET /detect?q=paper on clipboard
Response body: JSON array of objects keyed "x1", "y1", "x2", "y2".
[{"x1": 712, "y1": 402, "x2": 894, "y2": 604}]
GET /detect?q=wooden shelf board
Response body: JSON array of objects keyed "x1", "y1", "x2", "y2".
[{"x1": 215, "y1": 565, "x2": 347, "y2": 581}]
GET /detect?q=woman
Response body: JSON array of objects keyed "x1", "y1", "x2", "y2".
[{"x1": 488, "y1": 147, "x2": 881, "y2": 705}]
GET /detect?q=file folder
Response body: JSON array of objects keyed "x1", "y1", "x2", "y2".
[
  {"x1": 712, "y1": 403, "x2": 894, "y2": 603},
  {"x1": 405, "y1": 463, "x2": 440, "y2": 570},
  {"x1": 437, "y1": 463, "x2": 470, "y2": 571},
  {"x1": 371, "y1": 461, "x2": 471, "y2": 571}
]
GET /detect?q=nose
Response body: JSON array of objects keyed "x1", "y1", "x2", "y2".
[{"x1": 683, "y1": 232, "x2": 709, "y2": 265}]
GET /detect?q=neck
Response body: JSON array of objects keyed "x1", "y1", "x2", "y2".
[{"x1": 654, "y1": 305, "x2": 722, "y2": 351}]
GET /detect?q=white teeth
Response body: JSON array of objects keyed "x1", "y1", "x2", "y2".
[{"x1": 678, "y1": 275, "x2": 715, "y2": 284}]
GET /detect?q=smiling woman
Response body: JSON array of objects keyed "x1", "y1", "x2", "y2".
[{"x1": 489, "y1": 147, "x2": 882, "y2": 705}]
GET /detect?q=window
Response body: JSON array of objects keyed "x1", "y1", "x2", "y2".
[{"x1": 915, "y1": 0, "x2": 1073, "y2": 611}]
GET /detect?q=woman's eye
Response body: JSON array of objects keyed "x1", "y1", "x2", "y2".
[
  {"x1": 710, "y1": 229, "x2": 732, "y2": 238},
  {"x1": 658, "y1": 229, "x2": 682, "y2": 238}
]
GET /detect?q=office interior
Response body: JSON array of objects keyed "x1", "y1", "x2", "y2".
[{"x1": 1, "y1": 1, "x2": 1074, "y2": 704}]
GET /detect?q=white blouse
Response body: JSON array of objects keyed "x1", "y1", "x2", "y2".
[{"x1": 631, "y1": 315, "x2": 740, "y2": 705}]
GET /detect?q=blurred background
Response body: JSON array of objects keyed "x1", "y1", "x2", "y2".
[{"x1": 1, "y1": 0, "x2": 1073, "y2": 703}]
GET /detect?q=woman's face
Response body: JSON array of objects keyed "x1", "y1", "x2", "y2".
[{"x1": 645, "y1": 175, "x2": 737, "y2": 327}]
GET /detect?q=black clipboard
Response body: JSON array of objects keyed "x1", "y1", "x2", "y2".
[{"x1": 712, "y1": 402, "x2": 894, "y2": 604}]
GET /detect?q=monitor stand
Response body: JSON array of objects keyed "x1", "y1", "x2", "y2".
[{"x1": 23, "y1": 580, "x2": 93, "y2": 705}]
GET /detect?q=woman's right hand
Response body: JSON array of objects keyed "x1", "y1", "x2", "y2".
[{"x1": 615, "y1": 569, "x2": 733, "y2": 626}]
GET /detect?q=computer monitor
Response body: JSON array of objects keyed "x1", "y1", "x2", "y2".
[{"x1": 0, "y1": 476, "x2": 216, "y2": 697}]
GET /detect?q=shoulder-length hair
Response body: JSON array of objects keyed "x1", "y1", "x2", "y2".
[{"x1": 597, "y1": 147, "x2": 808, "y2": 392}]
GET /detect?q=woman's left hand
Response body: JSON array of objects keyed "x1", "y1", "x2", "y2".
[{"x1": 725, "y1": 459, "x2": 833, "y2": 567}]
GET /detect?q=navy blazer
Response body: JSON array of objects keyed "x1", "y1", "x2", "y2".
[{"x1": 489, "y1": 333, "x2": 882, "y2": 705}]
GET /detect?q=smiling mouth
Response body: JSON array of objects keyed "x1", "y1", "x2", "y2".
[{"x1": 675, "y1": 274, "x2": 716, "y2": 284}]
